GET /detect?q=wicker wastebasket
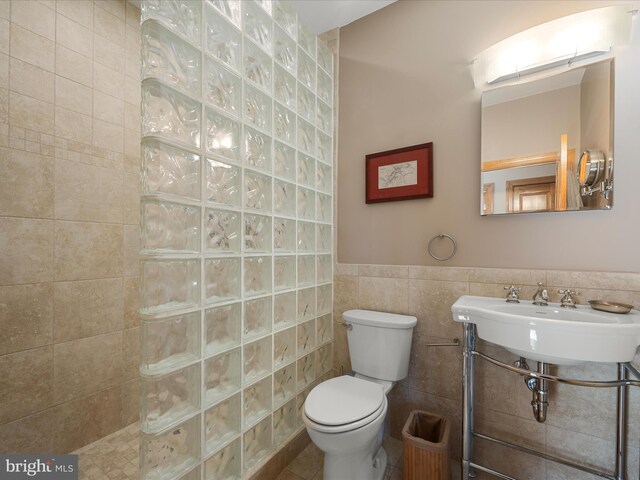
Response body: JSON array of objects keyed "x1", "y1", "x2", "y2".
[{"x1": 402, "y1": 410, "x2": 450, "y2": 480}]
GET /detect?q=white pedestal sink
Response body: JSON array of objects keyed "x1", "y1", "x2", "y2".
[{"x1": 452, "y1": 295, "x2": 640, "y2": 365}]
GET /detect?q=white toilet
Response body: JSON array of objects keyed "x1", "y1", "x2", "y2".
[{"x1": 302, "y1": 309, "x2": 417, "y2": 480}]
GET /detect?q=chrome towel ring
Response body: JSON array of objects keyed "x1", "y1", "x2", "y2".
[{"x1": 428, "y1": 234, "x2": 457, "y2": 261}]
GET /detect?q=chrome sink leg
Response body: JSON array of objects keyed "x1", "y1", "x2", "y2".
[
  {"x1": 462, "y1": 323, "x2": 477, "y2": 478},
  {"x1": 615, "y1": 363, "x2": 627, "y2": 480}
]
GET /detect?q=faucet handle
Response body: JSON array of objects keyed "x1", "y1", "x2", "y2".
[
  {"x1": 504, "y1": 285, "x2": 521, "y2": 303},
  {"x1": 558, "y1": 289, "x2": 580, "y2": 308}
]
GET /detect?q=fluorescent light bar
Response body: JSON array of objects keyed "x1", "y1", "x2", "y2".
[
  {"x1": 474, "y1": 6, "x2": 632, "y2": 88},
  {"x1": 488, "y1": 50, "x2": 607, "y2": 84}
]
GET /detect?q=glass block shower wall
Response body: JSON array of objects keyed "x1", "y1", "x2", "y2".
[{"x1": 139, "y1": 1, "x2": 334, "y2": 479}]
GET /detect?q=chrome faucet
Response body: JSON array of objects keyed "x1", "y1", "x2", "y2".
[
  {"x1": 558, "y1": 289, "x2": 580, "y2": 308},
  {"x1": 504, "y1": 285, "x2": 521, "y2": 303},
  {"x1": 532, "y1": 282, "x2": 549, "y2": 306}
]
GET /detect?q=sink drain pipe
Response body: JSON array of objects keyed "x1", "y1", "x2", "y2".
[
  {"x1": 531, "y1": 362, "x2": 550, "y2": 423},
  {"x1": 515, "y1": 358, "x2": 550, "y2": 423}
]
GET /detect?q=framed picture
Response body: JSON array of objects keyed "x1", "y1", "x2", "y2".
[{"x1": 365, "y1": 142, "x2": 433, "y2": 203}]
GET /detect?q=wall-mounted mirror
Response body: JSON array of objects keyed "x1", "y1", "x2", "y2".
[{"x1": 480, "y1": 59, "x2": 614, "y2": 216}]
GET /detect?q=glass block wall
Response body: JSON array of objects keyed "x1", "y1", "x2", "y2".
[{"x1": 138, "y1": 1, "x2": 334, "y2": 479}]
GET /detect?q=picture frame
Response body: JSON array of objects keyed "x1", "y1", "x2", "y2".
[{"x1": 365, "y1": 142, "x2": 433, "y2": 203}]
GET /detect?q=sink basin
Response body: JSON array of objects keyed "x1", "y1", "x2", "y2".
[{"x1": 452, "y1": 295, "x2": 640, "y2": 365}]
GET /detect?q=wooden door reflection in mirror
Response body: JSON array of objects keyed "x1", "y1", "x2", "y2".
[{"x1": 506, "y1": 176, "x2": 555, "y2": 213}]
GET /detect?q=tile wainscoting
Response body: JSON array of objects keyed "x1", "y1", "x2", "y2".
[{"x1": 333, "y1": 263, "x2": 640, "y2": 479}]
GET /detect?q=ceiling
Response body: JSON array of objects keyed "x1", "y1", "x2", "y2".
[
  {"x1": 288, "y1": 0, "x2": 396, "y2": 34},
  {"x1": 128, "y1": 0, "x2": 396, "y2": 34}
]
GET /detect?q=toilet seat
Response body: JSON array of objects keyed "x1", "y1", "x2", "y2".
[{"x1": 304, "y1": 376, "x2": 385, "y2": 433}]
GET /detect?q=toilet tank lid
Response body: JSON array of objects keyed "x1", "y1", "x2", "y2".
[{"x1": 343, "y1": 309, "x2": 417, "y2": 328}]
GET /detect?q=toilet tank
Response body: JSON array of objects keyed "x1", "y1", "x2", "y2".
[{"x1": 344, "y1": 309, "x2": 417, "y2": 381}]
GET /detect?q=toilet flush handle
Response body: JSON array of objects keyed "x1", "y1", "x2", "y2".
[{"x1": 340, "y1": 321, "x2": 353, "y2": 331}]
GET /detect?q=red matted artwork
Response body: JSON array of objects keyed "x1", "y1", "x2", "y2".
[{"x1": 365, "y1": 142, "x2": 433, "y2": 204}]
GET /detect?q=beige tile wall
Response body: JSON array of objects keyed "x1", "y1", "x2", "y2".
[
  {"x1": 333, "y1": 264, "x2": 640, "y2": 479},
  {"x1": 0, "y1": 0, "x2": 141, "y2": 453}
]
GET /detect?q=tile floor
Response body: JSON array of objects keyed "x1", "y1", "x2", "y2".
[{"x1": 73, "y1": 424, "x2": 405, "y2": 480}]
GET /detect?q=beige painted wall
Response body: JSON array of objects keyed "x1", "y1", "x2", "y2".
[
  {"x1": 0, "y1": 0, "x2": 141, "y2": 453},
  {"x1": 337, "y1": 0, "x2": 640, "y2": 272}
]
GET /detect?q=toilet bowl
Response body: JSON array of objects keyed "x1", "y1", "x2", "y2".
[
  {"x1": 303, "y1": 309, "x2": 417, "y2": 480},
  {"x1": 302, "y1": 375, "x2": 388, "y2": 480}
]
